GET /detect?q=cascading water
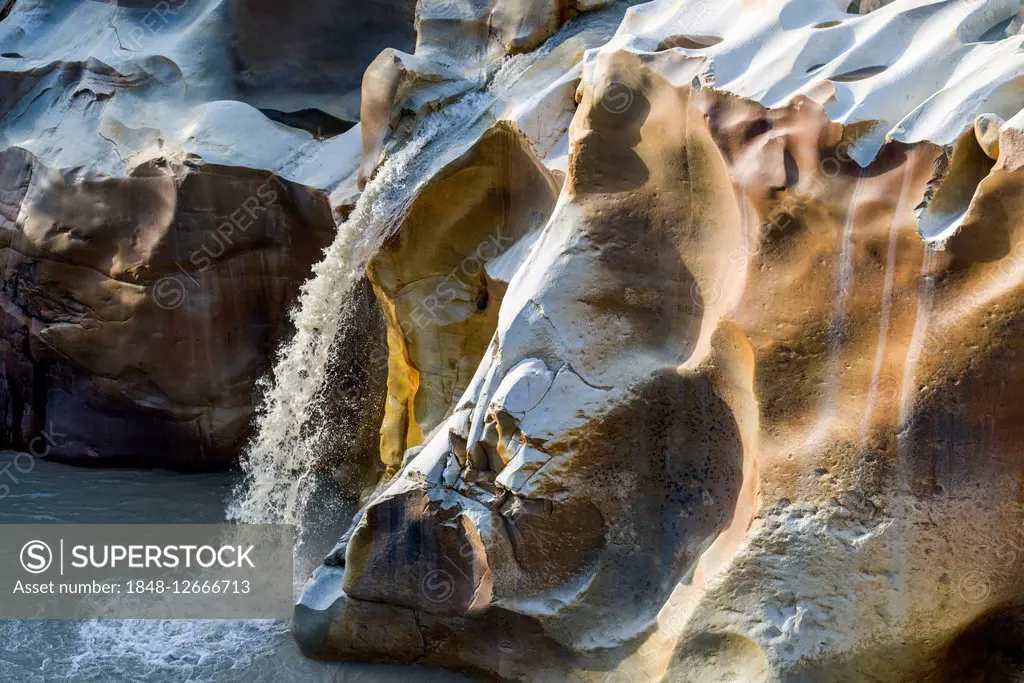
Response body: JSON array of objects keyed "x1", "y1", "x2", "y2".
[{"x1": 228, "y1": 91, "x2": 492, "y2": 529}]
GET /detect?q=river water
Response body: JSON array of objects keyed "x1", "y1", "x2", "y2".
[{"x1": 0, "y1": 452, "x2": 473, "y2": 683}]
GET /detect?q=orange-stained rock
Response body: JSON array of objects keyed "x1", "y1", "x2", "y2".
[{"x1": 366, "y1": 122, "x2": 560, "y2": 472}]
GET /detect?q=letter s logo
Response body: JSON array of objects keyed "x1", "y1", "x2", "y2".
[{"x1": 20, "y1": 540, "x2": 52, "y2": 574}]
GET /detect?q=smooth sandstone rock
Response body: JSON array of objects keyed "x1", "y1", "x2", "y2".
[
  {"x1": 366, "y1": 121, "x2": 560, "y2": 472},
  {"x1": 356, "y1": 0, "x2": 610, "y2": 189},
  {"x1": 297, "y1": 1, "x2": 1024, "y2": 681},
  {"x1": 975, "y1": 113, "x2": 1004, "y2": 160},
  {"x1": 358, "y1": 49, "x2": 471, "y2": 190}
]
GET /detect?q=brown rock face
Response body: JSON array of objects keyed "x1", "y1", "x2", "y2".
[{"x1": 0, "y1": 148, "x2": 336, "y2": 468}]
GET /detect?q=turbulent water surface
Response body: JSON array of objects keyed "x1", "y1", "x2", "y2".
[
  {"x1": 229, "y1": 91, "x2": 491, "y2": 529},
  {"x1": 0, "y1": 452, "x2": 472, "y2": 683}
]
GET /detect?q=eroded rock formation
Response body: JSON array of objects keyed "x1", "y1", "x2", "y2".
[
  {"x1": 294, "y1": 0, "x2": 1024, "y2": 681},
  {"x1": 9, "y1": 0, "x2": 1024, "y2": 679},
  {"x1": 367, "y1": 121, "x2": 561, "y2": 474}
]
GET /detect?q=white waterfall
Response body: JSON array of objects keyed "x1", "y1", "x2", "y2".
[{"x1": 229, "y1": 92, "x2": 490, "y2": 527}]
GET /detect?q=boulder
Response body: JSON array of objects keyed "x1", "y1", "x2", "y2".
[{"x1": 0, "y1": 147, "x2": 336, "y2": 468}]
